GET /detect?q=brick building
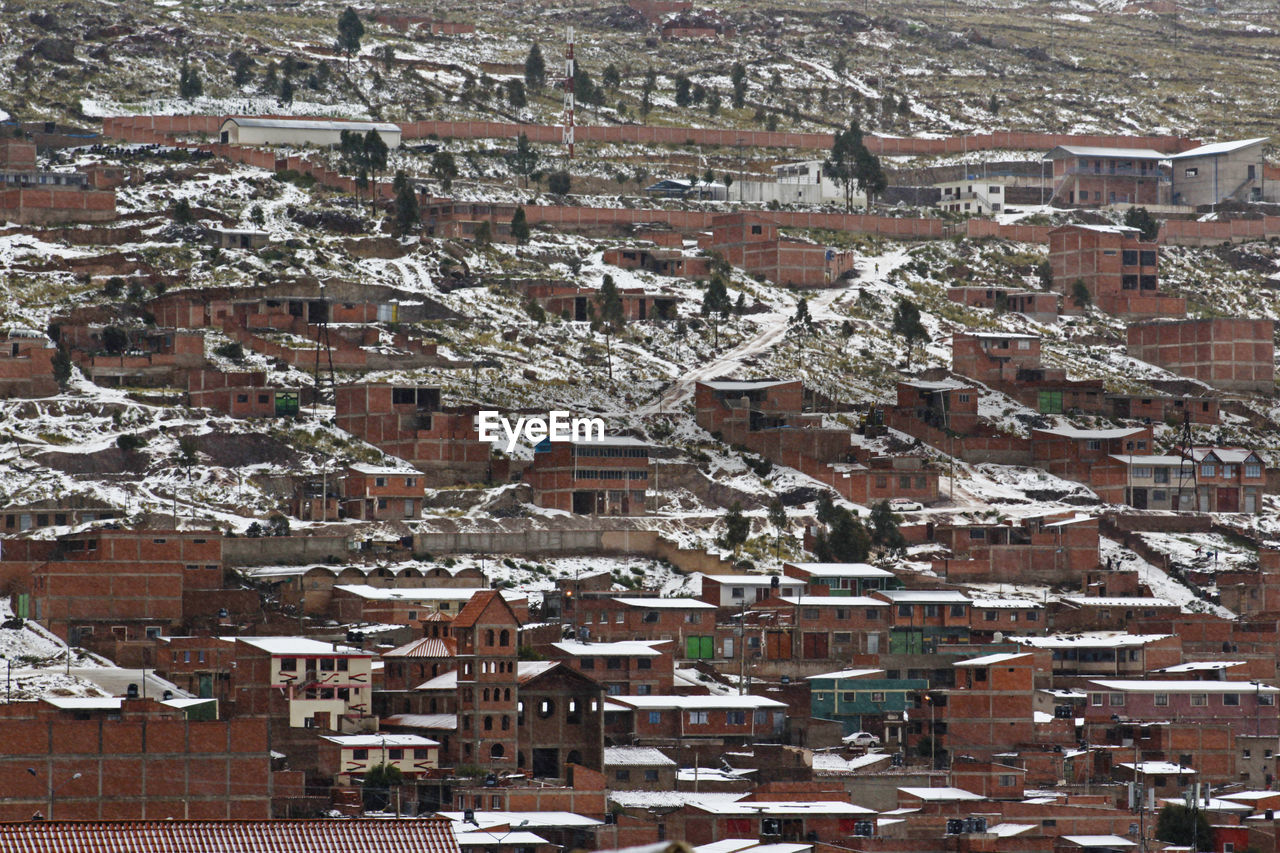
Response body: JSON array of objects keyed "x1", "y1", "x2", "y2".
[
  {"x1": 602, "y1": 247, "x2": 712, "y2": 281},
  {"x1": 60, "y1": 326, "x2": 204, "y2": 387},
  {"x1": 1048, "y1": 224, "x2": 1185, "y2": 317},
  {"x1": 1126, "y1": 317, "x2": 1275, "y2": 394},
  {"x1": 452, "y1": 591, "x2": 521, "y2": 771},
  {"x1": 781, "y1": 562, "x2": 898, "y2": 596},
  {"x1": 946, "y1": 286, "x2": 1059, "y2": 321},
  {"x1": 613, "y1": 694, "x2": 788, "y2": 746},
  {"x1": 319, "y1": 733, "x2": 439, "y2": 784},
  {"x1": 223, "y1": 636, "x2": 376, "y2": 731},
  {"x1": 740, "y1": 595, "x2": 891, "y2": 661},
  {"x1": 0, "y1": 329, "x2": 57, "y2": 397},
  {"x1": 945, "y1": 652, "x2": 1038, "y2": 764},
  {"x1": 1011, "y1": 633, "x2": 1182, "y2": 677},
  {"x1": 699, "y1": 573, "x2": 807, "y2": 607},
  {"x1": 341, "y1": 464, "x2": 425, "y2": 521},
  {"x1": 334, "y1": 385, "x2": 490, "y2": 486},
  {"x1": 1030, "y1": 425, "x2": 1153, "y2": 496},
  {"x1": 707, "y1": 213, "x2": 854, "y2": 288},
  {"x1": 186, "y1": 370, "x2": 300, "y2": 418},
  {"x1": 1187, "y1": 447, "x2": 1268, "y2": 513},
  {"x1": 1044, "y1": 145, "x2": 1170, "y2": 207},
  {"x1": 542, "y1": 639, "x2": 675, "y2": 696},
  {"x1": 806, "y1": 667, "x2": 927, "y2": 742},
  {"x1": 951, "y1": 332, "x2": 1106, "y2": 415},
  {"x1": 524, "y1": 436, "x2": 651, "y2": 516},
  {"x1": 0, "y1": 698, "x2": 280, "y2": 820},
  {"x1": 872, "y1": 590, "x2": 972, "y2": 654},
  {"x1": 930, "y1": 513, "x2": 1100, "y2": 585},
  {"x1": 518, "y1": 280, "x2": 682, "y2": 322},
  {"x1": 0, "y1": 140, "x2": 117, "y2": 225},
  {"x1": 568, "y1": 596, "x2": 719, "y2": 657}
]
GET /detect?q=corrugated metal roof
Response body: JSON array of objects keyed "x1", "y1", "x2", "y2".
[
  {"x1": 224, "y1": 116, "x2": 402, "y2": 133},
  {"x1": 0, "y1": 819, "x2": 459, "y2": 853},
  {"x1": 382, "y1": 636, "x2": 457, "y2": 658}
]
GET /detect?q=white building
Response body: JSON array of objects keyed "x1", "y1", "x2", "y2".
[
  {"x1": 935, "y1": 177, "x2": 1008, "y2": 214},
  {"x1": 736, "y1": 160, "x2": 864, "y2": 207},
  {"x1": 218, "y1": 117, "x2": 402, "y2": 149}
]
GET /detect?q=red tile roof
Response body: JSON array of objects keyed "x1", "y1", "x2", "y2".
[
  {"x1": 0, "y1": 818, "x2": 460, "y2": 853},
  {"x1": 451, "y1": 590, "x2": 519, "y2": 629}
]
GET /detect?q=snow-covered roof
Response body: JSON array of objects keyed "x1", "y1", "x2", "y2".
[
  {"x1": 700, "y1": 380, "x2": 793, "y2": 391},
  {"x1": 438, "y1": 811, "x2": 604, "y2": 829},
  {"x1": 695, "y1": 841, "x2": 762, "y2": 853},
  {"x1": 1034, "y1": 426, "x2": 1148, "y2": 439},
  {"x1": 955, "y1": 652, "x2": 1033, "y2": 667},
  {"x1": 611, "y1": 597, "x2": 717, "y2": 609},
  {"x1": 1220, "y1": 790, "x2": 1280, "y2": 802},
  {"x1": 321, "y1": 734, "x2": 438, "y2": 747},
  {"x1": 898, "y1": 786, "x2": 985, "y2": 802},
  {"x1": 418, "y1": 661, "x2": 556, "y2": 691},
  {"x1": 1062, "y1": 597, "x2": 1177, "y2": 608},
  {"x1": 612, "y1": 694, "x2": 787, "y2": 711},
  {"x1": 551, "y1": 640, "x2": 666, "y2": 657},
  {"x1": 690, "y1": 800, "x2": 873, "y2": 816},
  {"x1": 456, "y1": 831, "x2": 551, "y2": 848},
  {"x1": 1153, "y1": 661, "x2": 1246, "y2": 673},
  {"x1": 1060, "y1": 223, "x2": 1141, "y2": 235},
  {"x1": 1012, "y1": 632, "x2": 1171, "y2": 649},
  {"x1": 777, "y1": 596, "x2": 887, "y2": 607},
  {"x1": 1119, "y1": 761, "x2": 1196, "y2": 775},
  {"x1": 875, "y1": 590, "x2": 970, "y2": 603},
  {"x1": 1090, "y1": 679, "x2": 1280, "y2": 694},
  {"x1": 987, "y1": 824, "x2": 1037, "y2": 838},
  {"x1": 811, "y1": 753, "x2": 893, "y2": 774},
  {"x1": 223, "y1": 116, "x2": 401, "y2": 133},
  {"x1": 1169, "y1": 137, "x2": 1270, "y2": 159},
  {"x1": 898, "y1": 379, "x2": 972, "y2": 392},
  {"x1": 609, "y1": 791, "x2": 745, "y2": 810},
  {"x1": 1107, "y1": 454, "x2": 1190, "y2": 466},
  {"x1": 1046, "y1": 144, "x2": 1166, "y2": 159},
  {"x1": 333, "y1": 585, "x2": 522, "y2": 602},
  {"x1": 1060, "y1": 836, "x2": 1136, "y2": 848},
  {"x1": 703, "y1": 574, "x2": 802, "y2": 587},
  {"x1": 971, "y1": 598, "x2": 1042, "y2": 609},
  {"x1": 1157, "y1": 796, "x2": 1252, "y2": 813},
  {"x1": 44, "y1": 697, "x2": 123, "y2": 710},
  {"x1": 967, "y1": 331, "x2": 1040, "y2": 341},
  {"x1": 604, "y1": 747, "x2": 676, "y2": 767},
  {"x1": 677, "y1": 767, "x2": 756, "y2": 783},
  {"x1": 380, "y1": 713, "x2": 457, "y2": 730},
  {"x1": 228, "y1": 636, "x2": 370, "y2": 656},
  {"x1": 806, "y1": 668, "x2": 885, "y2": 681},
  {"x1": 347, "y1": 463, "x2": 421, "y2": 475},
  {"x1": 785, "y1": 563, "x2": 895, "y2": 578}
]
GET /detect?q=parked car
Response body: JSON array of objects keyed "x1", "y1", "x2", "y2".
[
  {"x1": 888, "y1": 498, "x2": 922, "y2": 512},
  {"x1": 843, "y1": 731, "x2": 881, "y2": 748}
]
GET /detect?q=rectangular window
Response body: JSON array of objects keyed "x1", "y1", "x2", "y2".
[
  {"x1": 1246, "y1": 464, "x2": 1262, "y2": 479},
  {"x1": 1122, "y1": 250, "x2": 1138, "y2": 266},
  {"x1": 353, "y1": 748, "x2": 369, "y2": 760},
  {"x1": 1202, "y1": 464, "x2": 1216, "y2": 478},
  {"x1": 1260, "y1": 693, "x2": 1275, "y2": 706},
  {"x1": 871, "y1": 692, "x2": 885, "y2": 702},
  {"x1": 999, "y1": 775, "x2": 1016, "y2": 787},
  {"x1": 726, "y1": 710, "x2": 746, "y2": 725},
  {"x1": 1190, "y1": 694, "x2": 1208, "y2": 707},
  {"x1": 1154, "y1": 694, "x2": 1168, "y2": 706},
  {"x1": 1185, "y1": 167, "x2": 1198, "y2": 177},
  {"x1": 644, "y1": 769, "x2": 659, "y2": 782},
  {"x1": 1224, "y1": 693, "x2": 1240, "y2": 706},
  {"x1": 688, "y1": 710, "x2": 709, "y2": 725},
  {"x1": 615, "y1": 770, "x2": 631, "y2": 782},
  {"x1": 1109, "y1": 693, "x2": 1125, "y2": 706},
  {"x1": 648, "y1": 711, "x2": 661, "y2": 724},
  {"x1": 280, "y1": 658, "x2": 297, "y2": 671}
]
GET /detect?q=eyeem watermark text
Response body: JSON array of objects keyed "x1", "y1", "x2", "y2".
[{"x1": 477, "y1": 411, "x2": 606, "y2": 453}]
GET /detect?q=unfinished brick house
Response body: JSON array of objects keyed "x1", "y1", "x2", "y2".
[
  {"x1": 187, "y1": 370, "x2": 300, "y2": 418},
  {"x1": 334, "y1": 385, "x2": 490, "y2": 486},
  {"x1": 1030, "y1": 425, "x2": 1154, "y2": 497},
  {"x1": 518, "y1": 281, "x2": 681, "y2": 322},
  {"x1": 952, "y1": 331, "x2": 1105, "y2": 414},
  {"x1": 1048, "y1": 224, "x2": 1185, "y2": 318},
  {"x1": 541, "y1": 639, "x2": 676, "y2": 696},
  {"x1": 602, "y1": 247, "x2": 712, "y2": 281},
  {"x1": 1090, "y1": 454, "x2": 1198, "y2": 510},
  {"x1": 566, "y1": 596, "x2": 718, "y2": 657},
  {"x1": 340, "y1": 463, "x2": 426, "y2": 521},
  {"x1": 945, "y1": 652, "x2": 1037, "y2": 764},
  {"x1": 7, "y1": 529, "x2": 224, "y2": 657},
  {"x1": 886, "y1": 380, "x2": 1034, "y2": 466},
  {"x1": 220, "y1": 636, "x2": 377, "y2": 731},
  {"x1": 0, "y1": 139, "x2": 117, "y2": 225},
  {"x1": 706, "y1": 213, "x2": 854, "y2": 288},
  {"x1": 524, "y1": 437, "x2": 651, "y2": 516},
  {"x1": 929, "y1": 513, "x2": 1100, "y2": 584},
  {"x1": 945, "y1": 286, "x2": 1059, "y2": 322},
  {"x1": 1044, "y1": 145, "x2": 1170, "y2": 207},
  {"x1": 452, "y1": 591, "x2": 521, "y2": 771},
  {"x1": 0, "y1": 698, "x2": 280, "y2": 820},
  {"x1": 1105, "y1": 393, "x2": 1220, "y2": 426},
  {"x1": 695, "y1": 379, "x2": 939, "y2": 505},
  {"x1": 1126, "y1": 317, "x2": 1275, "y2": 394},
  {"x1": 0, "y1": 329, "x2": 57, "y2": 397},
  {"x1": 736, "y1": 594, "x2": 891, "y2": 662},
  {"x1": 57, "y1": 325, "x2": 204, "y2": 387}
]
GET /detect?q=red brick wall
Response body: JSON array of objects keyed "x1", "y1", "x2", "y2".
[{"x1": 1127, "y1": 318, "x2": 1275, "y2": 393}]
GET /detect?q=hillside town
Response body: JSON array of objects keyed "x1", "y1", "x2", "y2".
[{"x1": 3, "y1": 1, "x2": 1280, "y2": 852}]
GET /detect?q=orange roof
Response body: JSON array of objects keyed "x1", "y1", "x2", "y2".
[
  {"x1": 451, "y1": 590, "x2": 520, "y2": 629},
  {"x1": 0, "y1": 819, "x2": 460, "y2": 853}
]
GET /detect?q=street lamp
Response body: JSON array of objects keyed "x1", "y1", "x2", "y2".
[{"x1": 27, "y1": 768, "x2": 83, "y2": 820}]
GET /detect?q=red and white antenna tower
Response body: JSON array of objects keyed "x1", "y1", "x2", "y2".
[{"x1": 563, "y1": 26, "x2": 575, "y2": 159}]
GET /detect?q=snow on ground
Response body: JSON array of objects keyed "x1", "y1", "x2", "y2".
[{"x1": 1098, "y1": 538, "x2": 1235, "y2": 619}]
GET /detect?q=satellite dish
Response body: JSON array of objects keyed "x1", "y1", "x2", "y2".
[{"x1": 993, "y1": 631, "x2": 1004, "y2": 643}]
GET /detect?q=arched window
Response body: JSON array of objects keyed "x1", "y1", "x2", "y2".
[
  {"x1": 483, "y1": 688, "x2": 490, "y2": 702},
  {"x1": 504, "y1": 688, "x2": 511, "y2": 701},
  {"x1": 484, "y1": 715, "x2": 493, "y2": 731},
  {"x1": 538, "y1": 700, "x2": 554, "y2": 719},
  {"x1": 499, "y1": 629, "x2": 511, "y2": 647},
  {"x1": 491, "y1": 743, "x2": 505, "y2": 759},
  {"x1": 501, "y1": 715, "x2": 510, "y2": 731},
  {"x1": 567, "y1": 750, "x2": 582, "y2": 766},
  {"x1": 517, "y1": 751, "x2": 526, "y2": 768},
  {"x1": 486, "y1": 629, "x2": 495, "y2": 646}
]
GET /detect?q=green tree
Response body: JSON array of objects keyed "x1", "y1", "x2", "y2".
[
  {"x1": 1155, "y1": 804, "x2": 1211, "y2": 849},
  {"x1": 361, "y1": 762, "x2": 405, "y2": 811},
  {"x1": 701, "y1": 273, "x2": 732, "y2": 349},
  {"x1": 674, "y1": 74, "x2": 692, "y2": 107},
  {"x1": 116, "y1": 434, "x2": 146, "y2": 453},
  {"x1": 602, "y1": 63, "x2": 621, "y2": 91},
  {"x1": 707, "y1": 88, "x2": 721, "y2": 116},
  {"x1": 279, "y1": 77, "x2": 295, "y2": 106},
  {"x1": 988, "y1": 92, "x2": 1000, "y2": 115},
  {"x1": 869, "y1": 500, "x2": 906, "y2": 552},
  {"x1": 823, "y1": 122, "x2": 863, "y2": 212},
  {"x1": 178, "y1": 61, "x2": 202, "y2": 100},
  {"x1": 721, "y1": 502, "x2": 750, "y2": 553},
  {"x1": 430, "y1": 151, "x2": 458, "y2": 191},
  {"x1": 102, "y1": 276, "x2": 125, "y2": 298},
  {"x1": 1071, "y1": 279, "x2": 1092, "y2": 310},
  {"x1": 506, "y1": 78, "x2": 527, "y2": 108},
  {"x1": 891, "y1": 297, "x2": 931, "y2": 368},
  {"x1": 1124, "y1": 206, "x2": 1160, "y2": 241},
  {"x1": 510, "y1": 205, "x2": 530, "y2": 246},
  {"x1": 393, "y1": 176, "x2": 420, "y2": 237},
  {"x1": 792, "y1": 296, "x2": 812, "y2": 332},
  {"x1": 52, "y1": 344, "x2": 73, "y2": 388},
  {"x1": 1036, "y1": 260, "x2": 1053, "y2": 290},
  {"x1": 854, "y1": 145, "x2": 888, "y2": 208},
  {"x1": 593, "y1": 274, "x2": 625, "y2": 383},
  {"x1": 548, "y1": 170, "x2": 571, "y2": 195},
  {"x1": 730, "y1": 62, "x2": 747, "y2": 109},
  {"x1": 337, "y1": 6, "x2": 364, "y2": 61},
  {"x1": 524, "y1": 43, "x2": 546, "y2": 91},
  {"x1": 768, "y1": 495, "x2": 787, "y2": 558},
  {"x1": 813, "y1": 506, "x2": 871, "y2": 563},
  {"x1": 505, "y1": 133, "x2": 539, "y2": 187},
  {"x1": 172, "y1": 198, "x2": 194, "y2": 225},
  {"x1": 231, "y1": 51, "x2": 253, "y2": 87},
  {"x1": 473, "y1": 220, "x2": 492, "y2": 246},
  {"x1": 640, "y1": 67, "x2": 656, "y2": 118}
]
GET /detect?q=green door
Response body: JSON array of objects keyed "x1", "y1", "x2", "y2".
[{"x1": 685, "y1": 636, "x2": 714, "y2": 659}]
